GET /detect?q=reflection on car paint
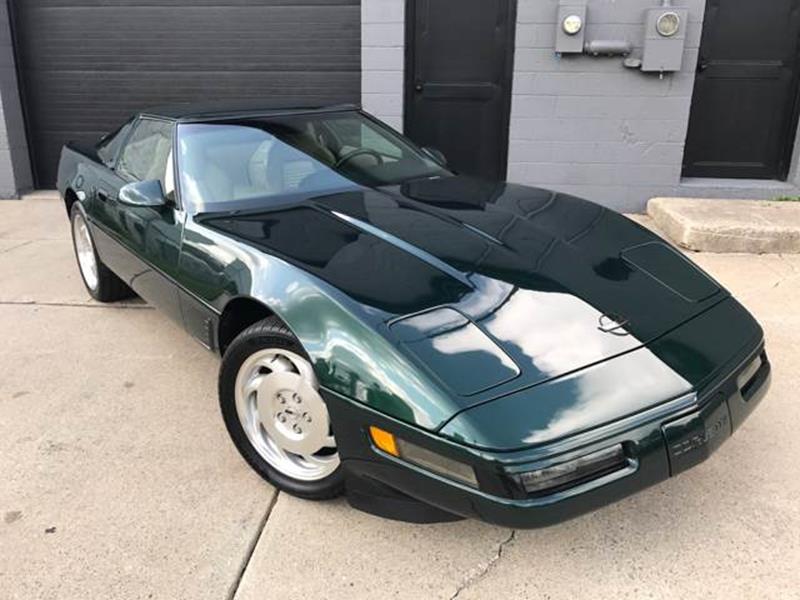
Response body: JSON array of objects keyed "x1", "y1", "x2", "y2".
[{"x1": 197, "y1": 175, "x2": 731, "y2": 432}]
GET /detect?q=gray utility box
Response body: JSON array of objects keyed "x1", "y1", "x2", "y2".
[
  {"x1": 555, "y1": 1, "x2": 587, "y2": 54},
  {"x1": 641, "y1": 7, "x2": 688, "y2": 72}
]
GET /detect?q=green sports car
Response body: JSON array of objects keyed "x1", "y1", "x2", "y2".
[{"x1": 57, "y1": 103, "x2": 770, "y2": 527}]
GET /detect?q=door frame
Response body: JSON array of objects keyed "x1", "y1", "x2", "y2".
[
  {"x1": 683, "y1": 0, "x2": 800, "y2": 180},
  {"x1": 778, "y1": 19, "x2": 800, "y2": 181},
  {"x1": 402, "y1": 0, "x2": 517, "y2": 180}
]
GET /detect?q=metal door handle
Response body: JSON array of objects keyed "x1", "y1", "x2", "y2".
[
  {"x1": 97, "y1": 188, "x2": 112, "y2": 202},
  {"x1": 697, "y1": 61, "x2": 709, "y2": 73},
  {"x1": 415, "y1": 82, "x2": 424, "y2": 92}
]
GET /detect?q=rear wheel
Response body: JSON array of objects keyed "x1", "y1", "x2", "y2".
[
  {"x1": 219, "y1": 317, "x2": 344, "y2": 499},
  {"x1": 69, "y1": 202, "x2": 132, "y2": 302}
]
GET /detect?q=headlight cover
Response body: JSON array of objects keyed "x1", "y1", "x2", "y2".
[{"x1": 516, "y1": 444, "x2": 627, "y2": 496}]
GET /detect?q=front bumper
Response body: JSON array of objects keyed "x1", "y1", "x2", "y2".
[{"x1": 325, "y1": 344, "x2": 771, "y2": 529}]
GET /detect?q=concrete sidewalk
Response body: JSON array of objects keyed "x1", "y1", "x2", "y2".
[
  {"x1": 648, "y1": 197, "x2": 800, "y2": 254},
  {"x1": 1, "y1": 196, "x2": 800, "y2": 600}
]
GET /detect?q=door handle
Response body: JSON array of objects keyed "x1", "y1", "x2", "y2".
[
  {"x1": 697, "y1": 60, "x2": 709, "y2": 73},
  {"x1": 414, "y1": 82, "x2": 424, "y2": 92},
  {"x1": 97, "y1": 188, "x2": 114, "y2": 202}
]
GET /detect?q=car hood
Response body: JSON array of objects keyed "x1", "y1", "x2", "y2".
[
  {"x1": 440, "y1": 296, "x2": 762, "y2": 450},
  {"x1": 202, "y1": 176, "x2": 726, "y2": 415}
]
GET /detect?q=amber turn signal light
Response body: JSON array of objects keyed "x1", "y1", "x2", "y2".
[
  {"x1": 369, "y1": 426, "x2": 399, "y2": 456},
  {"x1": 368, "y1": 426, "x2": 478, "y2": 487}
]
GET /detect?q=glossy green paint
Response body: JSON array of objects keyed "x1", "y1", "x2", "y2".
[
  {"x1": 198, "y1": 178, "x2": 749, "y2": 442},
  {"x1": 179, "y1": 217, "x2": 460, "y2": 429},
  {"x1": 327, "y1": 383, "x2": 679, "y2": 527},
  {"x1": 56, "y1": 105, "x2": 765, "y2": 448},
  {"x1": 327, "y1": 347, "x2": 770, "y2": 527},
  {"x1": 440, "y1": 296, "x2": 763, "y2": 451},
  {"x1": 55, "y1": 105, "x2": 771, "y2": 526},
  {"x1": 54, "y1": 105, "x2": 764, "y2": 440}
]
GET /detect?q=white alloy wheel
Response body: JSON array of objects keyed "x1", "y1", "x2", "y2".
[{"x1": 234, "y1": 348, "x2": 339, "y2": 481}]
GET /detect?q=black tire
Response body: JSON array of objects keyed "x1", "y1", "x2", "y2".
[
  {"x1": 69, "y1": 202, "x2": 133, "y2": 302},
  {"x1": 219, "y1": 316, "x2": 345, "y2": 499}
]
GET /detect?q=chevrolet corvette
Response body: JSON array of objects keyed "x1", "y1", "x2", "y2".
[{"x1": 57, "y1": 102, "x2": 770, "y2": 527}]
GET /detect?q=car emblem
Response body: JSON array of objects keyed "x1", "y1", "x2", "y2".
[{"x1": 598, "y1": 313, "x2": 630, "y2": 335}]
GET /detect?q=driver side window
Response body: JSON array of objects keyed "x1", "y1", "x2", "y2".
[
  {"x1": 97, "y1": 120, "x2": 133, "y2": 167},
  {"x1": 117, "y1": 118, "x2": 174, "y2": 191},
  {"x1": 325, "y1": 118, "x2": 403, "y2": 160}
]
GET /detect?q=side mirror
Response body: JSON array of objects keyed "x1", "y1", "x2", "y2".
[
  {"x1": 422, "y1": 146, "x2": 447, "y2": 166},
  {"x1": 118, "y1": 180, "x2": 166, "y2": 208}
]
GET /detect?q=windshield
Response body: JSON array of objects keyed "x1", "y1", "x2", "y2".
[{"x1": 177, "y1": 111, "x2": 449, "y2": 212}]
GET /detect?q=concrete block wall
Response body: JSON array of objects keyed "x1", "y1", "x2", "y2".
[
  {"x1": 361, "y1": 0, "x2": 405, "y2": 132},
  {"x1": 0, "y1": 2, "x2": 31, "y2": 198},
  {"x1": 508, "y1": 0, "x2": 705, "y2": 212},
  {"x1": 360, "y1": 0, "x2": 711, "y2": 212}
]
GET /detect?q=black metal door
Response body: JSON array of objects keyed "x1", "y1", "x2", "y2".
[
  {"x1": 9, "y1": 0, "x2": 359, "y2": 188},
  {"x1": 404, "y1": 0, "x2": 516, "y2": 181},
  {"x1": 683, "y1": 0, "x2": 800, "y2": 179}
]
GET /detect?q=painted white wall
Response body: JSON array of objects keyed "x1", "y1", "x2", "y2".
[{"x1": 361, "y1": 0, "x2": 405, "y2": 132}]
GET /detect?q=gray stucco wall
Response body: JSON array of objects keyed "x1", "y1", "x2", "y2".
[{"x1": 0, "y1": 2, "x2": 32, "y2": 198}]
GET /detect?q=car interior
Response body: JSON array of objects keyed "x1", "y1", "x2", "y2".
[{"x1": 177, "y1": 114, "x2": 446, "y2": 209}]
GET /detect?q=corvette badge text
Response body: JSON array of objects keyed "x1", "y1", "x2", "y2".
[{"x1": 670, "y1": 411, "x2": 730, "y2": 457}]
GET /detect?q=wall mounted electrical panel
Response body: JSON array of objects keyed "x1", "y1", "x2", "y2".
[
  {"x1": 555, "y1": 0, "x2": 588, "y2": 54},
  {"x1": 641, "y1": 7, "x2": 689, "y2": 72}
]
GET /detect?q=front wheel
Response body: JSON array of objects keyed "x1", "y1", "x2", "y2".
[{"x1": 218, "y1": 317, "x2": 344, "y2": 499}]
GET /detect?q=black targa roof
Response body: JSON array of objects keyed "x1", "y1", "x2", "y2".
[{"x1": 138, "y1": 101, "x2": 360, "y2": 122}]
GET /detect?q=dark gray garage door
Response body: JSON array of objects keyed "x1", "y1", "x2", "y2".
[{"x1": 10, "y1": 0, "x2": 360, "y2": 187}]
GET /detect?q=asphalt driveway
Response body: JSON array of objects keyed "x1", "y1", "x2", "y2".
[{"x1": 1, "y1": 194, "x2": 799, "y2": 599}]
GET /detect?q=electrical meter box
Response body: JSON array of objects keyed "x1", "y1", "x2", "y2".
[
  {"x1": 641, "y1": 7, "x2": 689, "y2": 72},
  {"x1": 555, "y1": 1, "x2": 587, "y2": 54}
]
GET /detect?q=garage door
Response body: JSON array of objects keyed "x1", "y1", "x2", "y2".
[{"x1": 10, "y1": 0, "x2": 360, "y2": 187}]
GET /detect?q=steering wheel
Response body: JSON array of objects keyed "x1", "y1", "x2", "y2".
[{"x1": 334, "y1": 148, "x2": 384, "y2": 168}]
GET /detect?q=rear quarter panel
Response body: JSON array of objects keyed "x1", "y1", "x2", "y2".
[
  {"x1": 56, "y1": 143, "x2": 105, "y2": 218},
  {"x1": 56, "y1": 144, "x2": 86, "y2": 200}
]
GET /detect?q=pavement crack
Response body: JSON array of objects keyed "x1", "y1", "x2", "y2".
[
  {"x1": 0, "y1": 240, "x2": 33, "y2": 254},
  {"x1": 771, "y1": 271, "x2": 800, "y2": 290},
  {"x1": 449, "y1": 529, "x2": 516, "y2": 600},
  {"x1": 228, "y1": 491, "x2": 279, "y2": 600}
]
